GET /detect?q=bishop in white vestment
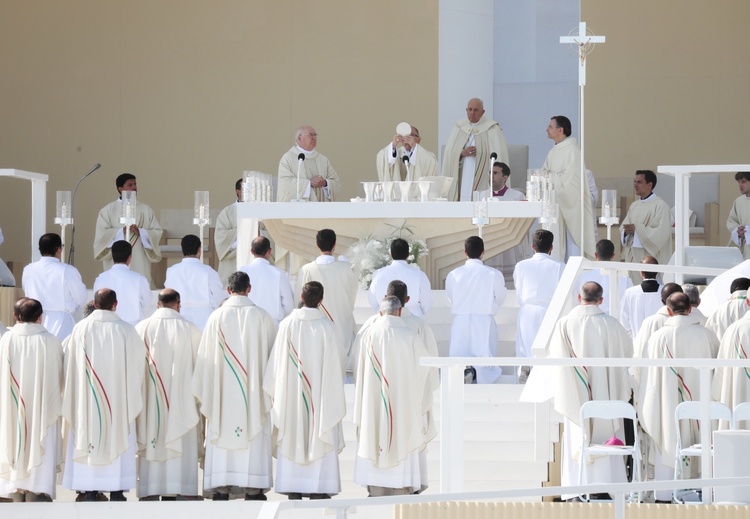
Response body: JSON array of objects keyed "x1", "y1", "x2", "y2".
[
  {"x1": 191, "y1": 272, "x2": 276, "y2": 500},
  {"x1": 135, "y1": 289, "x2": 202, "y2": 499},
  {"x1": 93, "y1": 174, "x2": 162, "y2": 287},
  {"x1": 442, "y1": 98, "x2": 509, "y2": 202},
  {"x1": 0, "y1": 298, "x2": 63, "y2": 501},
  {"x1": 263, "y1": 281, "x2": 346, "y2": 498}
]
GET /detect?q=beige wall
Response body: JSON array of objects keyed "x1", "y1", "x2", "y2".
[
  {"x1": 584, "y1": 0, "x2": 750, "y2": 246},
  {"x1": 2, "y1": 1, "x2": 749, "y2": 288},
  {"x1": 0, "y1": 1, "x2": 438, "y2": 285}
]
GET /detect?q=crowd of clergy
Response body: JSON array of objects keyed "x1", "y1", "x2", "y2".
[{"x1": 4, "y1": 95, "x2": 750, "y2": 503}]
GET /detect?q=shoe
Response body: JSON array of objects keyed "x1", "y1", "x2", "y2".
[
  {"x1": 109, "y1": 491, "x2": 127, "y2": 502},
  {"x1": 245, "y1": 493, "x2": 267, "y2": 501},
  {"x1": 160, "y1": 496, "x2": 177, "y2": 501},
  {"x1": 83, "y1": 491, "x2": 100, "y2": 502},
  {"x1": 175, "y1": 495, "x2": 203, "y2": 501},
  {"x1": 287, "y1": 493, "x2": 302, "y2": 500},
  {"x1": 212, "y1": 493, "x2": 229, "y2": 501},
  {"x1": 518, "y1": 366, "x2": 531, "y2": 384},
  {"x1": 139, "y1": 495, "x2": 159, "y2": 501},
  {"x1": 464, "y1": 366, "x2": 477, "y2": 384},
  {"x1": 310, "y1": 494, "x2": 331, "y2": 500},
  {"x1": 25, "y1": 492, "x2": 52, "y2": 503}
]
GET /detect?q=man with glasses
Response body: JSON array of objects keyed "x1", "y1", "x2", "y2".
[
  {"x1": 376, "y1": 125, "x2": 436, "y2": 181},
  {"x1": 277, "y1": 126, "x2": 340, "y2": 202}
]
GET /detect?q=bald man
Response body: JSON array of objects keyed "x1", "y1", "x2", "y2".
[{"x1": 277, "y1": 125, "x2": 341, "y2": 202}]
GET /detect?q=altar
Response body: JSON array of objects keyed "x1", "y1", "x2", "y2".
[{"x1": 237, "y1": 201, "x2": 541, "y2": 288}]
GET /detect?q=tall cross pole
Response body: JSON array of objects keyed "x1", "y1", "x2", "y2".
[{"x1": 560, "y1": 22, "x2": 604, "y2": 257}]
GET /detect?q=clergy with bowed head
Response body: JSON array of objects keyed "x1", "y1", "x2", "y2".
[
  {"x1": 368, "y1": 238, "x2": 433, "y2": 318},
  {"x1": 93, "y1": 240, "x2": 153, "y2": 327},
  {"x1": 446, "y1": 235, "x2": 507, "y2": 384},
  {"x1": 353, "y1": 295, "x2": 435, "y2": 496},
  {"x1": 728, "y1": 171, "x2": 750, "y2": 258},
  {"x1": 191, "y1": 271, "x2": 276, "y2": 501},
  {"x1": 263, "y1": 281, "x2": 346, "y2": 500},
  {"x1": 277, "y1": 126, "x2": 341, "y2": 202},
  {"x1": 21, "y1": 232, "x2": 87, "y2": 341},
  {"x1": 93, "y1": 173, "x2": 162, "y2": 287},
  {"x1": 618, "y1": 255, "x2": 662, "y2": 338},
  {"x1": 134, "y1": 288, "x2": 202, "y2": 501},
  {"x1": 542, "y1": 115, "x2": 596, "y2": 260},
  {"x1": 621, "y1": 169, "x2": 672, "y2": 284},
  {"x1": 239, "y1": 236, "x2": 294, "y2": 327},
  {"x1": 164, "y1": 234, "x2": 224, "y2": 331},
  {"x1": 491, "y1": 162, "x2": 525, "y2": 200},
  {"x1": 61, "y1": 288, "x2": 146, "y2": 502},
  {"x1": 525, "y1": 281, "x2": 633, "y2": 501},
  {"x1": 214, "y1": 178, "x2": 243, "y2": 286},
  {"x1": 442, "y1": 98, "x2": 509, "y2": 201},
  {"x1": 0, "y1": 297, "x2": 63, "y2": 502},
  {"x1": 638, "y1": 292, "x2": 719, "y2": 501},
  {"x1": 681, "y1": 283, "x2": 706, "y2": 325},
  {"x1": 705, "y1": 277, "x2": 750, "y2": 341},
  {"x1": 295, "y1": 229, "x2": 357, "y2": 375},
  {"x1": 376, "y1": 124, "x2": 437, "y2": 181}
]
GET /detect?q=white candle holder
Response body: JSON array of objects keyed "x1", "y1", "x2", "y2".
[
  {"x1": 472, "y1": 191, "x2": 490, "y2": 237},
  {"x1": 55, "y1": 191, "x2": 72, "y2": 263},
  {"x1": 599, "y1": 189, "x2": 619, "y2": 240},
  {"x1": 193, "y1": 190, "x2": 210, "y2": 262}
]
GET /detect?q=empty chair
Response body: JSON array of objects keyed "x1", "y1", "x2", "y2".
[
  {"x1": 579, "y1": 400, "x2": 640, "y2": 502},
  {"x1": 673, "y1": 401, "x2": 733, "y2": 503},
  {"x1": 733, "y1": 402, "x2": 750, "y2": 430}
]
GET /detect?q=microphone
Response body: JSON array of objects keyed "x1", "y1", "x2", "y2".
[
  {"x1": 297, "y1": 153, "x2": 305, "y2": 162},
  {"x1": 402, "y1": 155, "x2": 412, "y2": 181},
  {"x1": 68, "y1": 162, "x2": 102, "y2": 265},
  {"x1": 488, "y1": 153, "x2": 498, "y2": 198},
  {"x1": 402, "y1": 156, "x2": 410, "y2": 166},
  {"x1": 490, "y1": 152, "x2": 498, "y2": 161}
]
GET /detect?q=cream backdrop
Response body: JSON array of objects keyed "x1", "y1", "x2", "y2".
[{"x1": 1, "y1": 0, "x2": 749, "y2": 287}]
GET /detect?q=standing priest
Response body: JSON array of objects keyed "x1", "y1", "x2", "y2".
[{"x1": 277, "y1": 126, "x2": 340, "y2": 202}]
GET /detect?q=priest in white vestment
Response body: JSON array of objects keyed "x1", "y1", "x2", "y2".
[
  {"x1": 512, "y1": 230, "x2": 565, "y2": 360},
  {"x1": 295, "y1": 229, "x2": 357, "y2": 374},
  {"x1": 727, "y1": 171, "x2": 750, "y2": 259},
  {"x1": 277, "y1": 126, "x2": 340, "y2": 202},
  {"x1": 542, "y1": 116, "x2": 596, "y2": 260},
  {"x1": 353, "y1": 296, "x2": 435, "y2": 496},
  {"x1": 376, "y1": 125, "x2": 437, "y2": 182},
  {"x1": 698, "y1": 260, "x2": 750, "y2": 317},
  {"x1": 638, "y1": 293, "x2": 719, "y2": 500},
  {"x1": 214, "y1": 179, "x2": 242, "y2": 285},
  {"x1": 712, "y1": 306, "x2": 750, "y2": 429},
  {"x1": 61, "y1": 288, "x2": 146, "y2": 502},
  {"x1": 93, "y1": 240, "x2": 153, "y2": 326},
  {"x1": 0, "y1": 298, "x2": 63, "y2": 502},
  {"x1": 621, "y1": 170, "x2": 672, "y2": 284},
  {"x1": 263, "y1": 281, "x2": 346, "y2": 499},
  {"x1": 191, "y1": 271, "x2": 276, "y2": 501},
  {"x1": 705, "y1": 278, "x2": 750, "y2": 341},
  {"x1": 575, "y1": 239, "x2": 633, "y2": 316},
  {"x1": 239, "y1": 236, "x2": 294, "y2": 327},
  {"x1": 164, "y1": 234, "x2": 224, "y2": 331},
  {"x1": 446, "y1": 236, "x2": 507, "y2": 384},
  {"x1": 135, "y1": 289, "x2": 202, "y2": 500},
  {"x1": 682, "y1": 284, "x2": 707, "y2": 325},
  {"x1": 93, "y1": 173, "x2": 162, "y2": 287},
  {"x1": 21, "y1": 233, "x2": 87, "y2": 341},
  {"x1": 368, "y1": 238, "x2": 433, "y2": 318},
  {"x1": 619, "y1": 256, "x2": 662, "y2": 338},
  {"x1": 522, "y1": 282, "x2": 633, "y2": 500},
  {"x1": 442, "y1": 98, "x2": 509, "y2": 202}
]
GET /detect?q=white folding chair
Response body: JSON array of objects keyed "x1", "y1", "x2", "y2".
[
  {"x1": 673, "y1": 401, "x2": 732, "y2": 503},
  {"x1": 579, "y1": 400, "x2": 640, "y2": 502},
  {"x1": 733, "y1": 402, "x2": 750, "y2": 429}
]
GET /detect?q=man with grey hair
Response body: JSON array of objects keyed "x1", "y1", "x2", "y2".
[
  {"x1": 441, "y1": 98, "x2": 509, "y2": 201},
  {"x1": 353, "y1": 294, "x2": 435, "y2": 497},
  {"x1": 277, "y1": 125, "x2": 341, "y2": 202},
  {"x1": 681, "y1": 283, "x2": 706, "y2": 325},
  {"x1": 524, "y1": 281, "x2": 633, "y2": 500}
]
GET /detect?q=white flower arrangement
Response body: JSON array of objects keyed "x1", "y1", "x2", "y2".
[{"x1": 347, "y1": 222, "x2": 429, "y2": 289}]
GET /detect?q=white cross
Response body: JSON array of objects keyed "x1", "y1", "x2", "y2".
[{"x1": 559, "y1": 22, "x2": 605, "y2": 86}]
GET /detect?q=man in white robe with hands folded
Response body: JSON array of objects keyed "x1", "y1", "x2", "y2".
[{"x1": 277, "y1": 126, "x2": 340, "y2": 202}]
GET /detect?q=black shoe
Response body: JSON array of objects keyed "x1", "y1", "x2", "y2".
[
  {"x1": 287, "y1": 493, "x2": 302, "y2": 500},
  {"x1": 464, "y1": 366, "x2": 477, "y2": 384},
  {"x1": 212, "y1": 492, "x2": 229, "y2": 501},
  {"x1": 161, "y1": 496, "x2": 177, "y2": 501},
  {"x1": 310, "y1": 494, "x2": 331, "y2": 500},
  {"x1": 83, "y1": 491, "x2": 100, "y2": 502},
  {"x1": 245, "y1": 493, "x2": 267, "y2": 501},
  {"x1": 109, "y1": 491, "x2": 127, "y2": 502}
]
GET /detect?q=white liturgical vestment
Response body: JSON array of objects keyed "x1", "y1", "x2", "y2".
[
  {"x1": 94, "y1": 263, "x2": 153, "y2": 326},
  {"x1": 621, "y1": 194, "x2": 672, "y2": 284},
  {"x1": 576, "y1": 268, "x2": 633, "y2": 316},
  {"x1": 513, "y1": 253, "x2": 565, "y2": 358},
  {"x1": 368, "y1": 260, "x2": 433, "y2": 318},
  {"x1": 618, "y1": 280, "x2": 662, "y2": 338},
  {"x1": 22, "y1": 256, "x2": 87, "y2": 340},
  {"x1": 214, "y1": 202, "x2": 238, "y2": 285},
  {"x1": 446, "y1": 258, "x2": 507, "y2": 383},
  {"x1": 192, "y1": 295, "x2": 276, "y2": 493},
  {"x1": 713, "y1": 312, "x2": 750, "y2": 429},
  {"x1": 376, "y1": 143, "x2": 437, "y2": 182},
  {"x1": 277, "y1": 146, "x2": 340, "y2": 202},
  {"x1": 705, "y1": 291, "x2": 749, "y2": 342},
  {"x1": 165, "y1": 257, "x2": 224, "y2": 331},
  {"x1": 94, "y1": 199, "x2": 162, "y2": 286},
  {"x1": 727, "y1": 195, "x2": 750, "y2": 260},
  {"x1": 135, "y1": 308, "x2": 202, "y2": 498},
  {"x1": 263, "y1": 307, "x2": 346, "y2": 496},
  {"x1": 0, "y1": 323, "x2": 63, "y2": 499},
  {"x1": 240, "y1": 257, "x2": 295, "y2": 326}
]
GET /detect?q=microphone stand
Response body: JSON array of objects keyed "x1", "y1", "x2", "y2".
[
  {"x1": 292, "y1": 153, "x2": 306, "y2": 202},
  {"x1": 68, "y1": 163, "x2": 101, "y2": 265}
]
